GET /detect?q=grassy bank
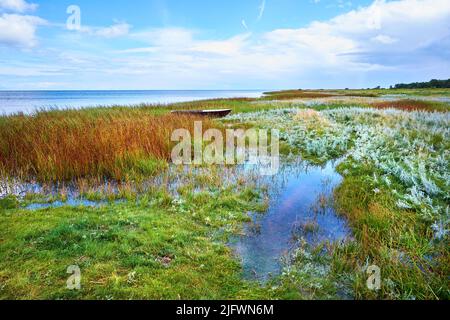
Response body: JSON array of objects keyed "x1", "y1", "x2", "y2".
[
  {"x1": 226, "y1": 105, "x2": 449, "y2": 299},
  {"x1": 0, "y1": 185, "x2": 272, "y2": 299},
  {"x1": 263, "y1": 88, "x2": 450, "y2": 100}
]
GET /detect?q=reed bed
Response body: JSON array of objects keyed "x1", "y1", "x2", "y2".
[
  {"x1": 371, "y1": 99, "x2": 448, "y2": 112},
  {"x1": 263, "y1": 90, "x2": 381, "y2": 100},
  {"x1": 263, "y1": 90, "x2": 336, "y2": 100},
  {"x1": 0, "y1": 109, "x2": 213, "y2": 182}
]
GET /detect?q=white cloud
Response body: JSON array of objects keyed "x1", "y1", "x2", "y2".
[
  {"x1": 0, "y1": 13, "x2": 45, "y2": 47},
  {"x1": 0, "y1": 1, "x2": 42, "y2": 48},
  {"x1": 119, "y1": 29, "x2": 250, "y2": 58},
  {"x1": 0, "y1": 0, "x2": 37, "y2": 12},
  {"x1": 132, "y1": 28, "x2": 193, "y2": 46},
  {"x1": 75, "y1": 22, "x2": 131, "y2": 38},
  {"x1": 93, "y1": 23, "x2": 130, "y2": 38},
  {"x1": 117, "y1": 47, "x2": 159, "y2": 54},
  {"x1": 371, "y1": 34, "x2": 397, "y2": 44},
  {"x1": 190, "y1": 33, "x2": 251, "y2": 56},
  {"x1": 337, "y1": 0, "x2": 352, "y2": 9},
  {"x1": 0, "y1": 63, "x2": 64, "y2": 76},
  {"x1": 262, "y1": 0, "x2": 450, "y2": 67}
]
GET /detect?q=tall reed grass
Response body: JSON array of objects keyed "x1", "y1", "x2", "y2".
[
  {"x1": 263, "y1": 90, "x2": 336, "y2": 100},
  {"x1": 371, "y1": 99, "x2": 448, "y2": 112},
  {"x1": 263, "y1": 90, "x2": 380, "y2": 100},
  {"x1": 0, "y1": 108, "x2": 212, "y2": 182}
]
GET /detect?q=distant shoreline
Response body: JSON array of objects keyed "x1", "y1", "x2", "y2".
[{"x1": 0, "y1": 90, "x2": 265, "y2": 115}]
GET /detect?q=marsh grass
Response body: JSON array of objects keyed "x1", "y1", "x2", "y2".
[
  {"x1": 327, "y1": 88, "x2": 450, "y2": 97},
  {"x1": 263, "y1": 90, "x2": 338, "y2": 100},
  {"x1": 263, "y1": 88, "x2": 450, "y2": 102},
  {"x1": 371, "y1": 99, "x2": 449, "y2": 112},
  {"x1": 0, "y1": 96, "x2": 291, "y2": 184},
  {"x1": 0, "y1": 109, "x2": 215, "y2": 182},
  {"x1": 333, "y1": 164, "x2": 449, "y2": 299}
]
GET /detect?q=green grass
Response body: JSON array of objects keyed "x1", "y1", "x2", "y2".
[
  {"x1": 0, "y1": 195, "x2": 19, "y2": 210},
  {"x1": 0, "y1": 186, "x2": 273, "y2": 300},
  {"x1": 52, "y1": 98, "x2": 284, "y2": 117},
  {"x1": 333, "y1": 160, "x2": 449, "y2": 299},
  {"x1": 318, "y1": 88, "x2": 450, "y2": 97}
]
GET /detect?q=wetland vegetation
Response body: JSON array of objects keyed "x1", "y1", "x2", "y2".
[{"x1": 0, "y1": 88, "x2": 449, "y2": 300}]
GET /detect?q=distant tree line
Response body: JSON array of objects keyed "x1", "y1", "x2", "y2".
[{"x1": 392, "y1": 79, "x2": 450, "y2": 89}]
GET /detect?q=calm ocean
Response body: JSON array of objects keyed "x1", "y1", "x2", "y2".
[{"x1": 0, "y1": 90, "x2": 264, "y2": 115}]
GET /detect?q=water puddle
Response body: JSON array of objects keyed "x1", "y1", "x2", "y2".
[
  {"x1": 231, "y1": 160, "x2": 351, "y2": 281},
  {"x1": 26, "y1": 199, "x2": 110, "y2": 210},
  {"x1": 3, "y1": 165, "x2": 258, "y2": 210}
]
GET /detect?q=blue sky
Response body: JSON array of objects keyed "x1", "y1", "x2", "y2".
[{"x1": 0, "y1": 0, "x2": 449, "y2": 90}]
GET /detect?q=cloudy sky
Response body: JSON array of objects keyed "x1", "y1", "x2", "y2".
[{"x1": 0, "y1": 0, "x2": 449, "y2": 90}]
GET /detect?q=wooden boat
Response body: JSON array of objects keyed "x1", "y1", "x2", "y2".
[{"x1": 171, "y1": 109, "x2": 232, "y2": 118}]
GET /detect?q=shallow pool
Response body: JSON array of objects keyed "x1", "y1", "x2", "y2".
[
  {"x1": 231, "y1": 160, "x2": 351, "y2": 281},
  {"x1": 25, "y1": 199, "x2": 109, "y2": 210}
]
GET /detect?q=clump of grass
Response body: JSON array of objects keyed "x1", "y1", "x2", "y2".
[
  {"x1": 293, "y1": 109, "x2": 332, "y2": 130},
  {"x1": 0, "y1": 195, "x2": 19, "y2": 210},
  {"x1": 263, "y1": 90, "x2": 336, "y2": 100},
  {"x1": 0, "y1": 109, "x2": 213, "y2": 182},
  {"x1": 270, "y1": 241, "x2": 355, "y2": 300},
  {"x1": 173, "y1": 97, "x2": 255, "y2": 110},
  {"x1": 294, "y1": 220, "x2": 320, "y2": 236},
  {"x1": 172, "y1": 98, "x2": 285, "y2": 114},
  {"x1": 371, "y1": 99, "x2": 449, "y2": 112},
  {"x1": 333, "y1": 165, "x2": 449, "y2": 300},
  {"x1": 262, "y1": 89, "x2": 382, "y2": 101}
]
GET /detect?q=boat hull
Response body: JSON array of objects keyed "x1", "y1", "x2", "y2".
[{"x1": 171, "y1": 109, "x2": 232, "y2": 118}]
